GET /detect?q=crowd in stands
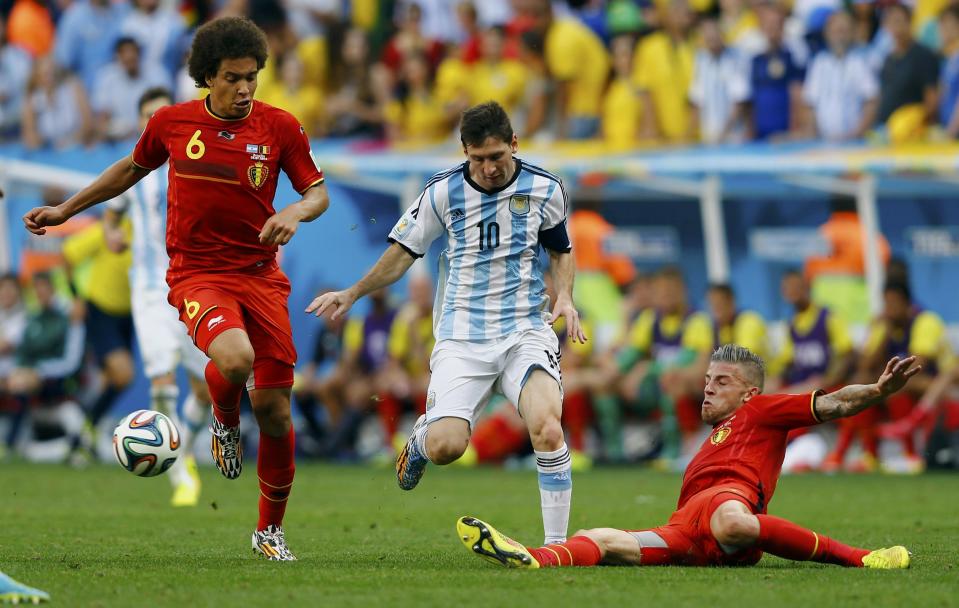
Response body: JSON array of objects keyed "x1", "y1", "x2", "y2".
[{"x1": 5, "y1": 0, "x2": 959, "y2": 147}]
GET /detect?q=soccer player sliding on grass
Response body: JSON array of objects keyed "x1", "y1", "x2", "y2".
[{"x1": 458, "y1": 344, "x2": 918, "y2": 570}]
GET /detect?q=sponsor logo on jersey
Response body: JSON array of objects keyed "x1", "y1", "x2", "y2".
[
  {"x1": 207, "y1": 315, "x2": 226, "y2": 330},
  {"x1": 450, "y1": 208, "x2": 465, "y2": 221},
  {"x1": 509, "y1": 194, "x2": 530, "y2": 216},
  {"x1": 710, "y1": 426, "x2": 732, "y2": 445},
  {"x1": 218, "y1": 130, "x2": 235, "y2": 140},
  {"x1": 248, "y1": 162, "x2": 269, "y2": 189}
]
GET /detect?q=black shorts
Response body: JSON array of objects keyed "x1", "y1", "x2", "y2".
[{"x1": 85, "y1": 300, "x2": 133, "y2": 364}]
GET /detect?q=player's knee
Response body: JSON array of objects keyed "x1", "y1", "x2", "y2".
[
  {"x1": 712, "y1": 512, "x2": 758, "y2": 547},
  {"x1": 529, "y1": 416, "x2": 564, "y2": 450},
  {"x1": 216, "y1": 349, "x2": 254, "y2": 384},
  {"x1": 426, "y1": 433, "x2": 469, "y2": 465},
  {"x1": 254, "y1": 403, "x2": 292, "y2": 437}
]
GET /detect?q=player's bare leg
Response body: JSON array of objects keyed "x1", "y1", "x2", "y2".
[
  {"x1": 519, "y1": 369, "x2": 572, "y2": 544},
  {"x1": 249, "y1": 386, "x2": 297, "y2": 561},
  {"x1": 397, "y1": 415, "x2": 469, "y2": 490},
  {"x1": 709, "y1": 499, "x2": 908, "y2": 568},
  {"x1": 206, "y1": 328, "x2": 254, "y2": 479}
]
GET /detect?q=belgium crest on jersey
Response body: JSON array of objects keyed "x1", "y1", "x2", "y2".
[
  {"x1": 509, "y1": 194, "x2": 530, "y2": 216},
  {"x1": 248, "y1": 161, "x2": 269, "y2": 189},
  {"x1": 710, "y1": 427, "x2": 731, "y2": 445}
]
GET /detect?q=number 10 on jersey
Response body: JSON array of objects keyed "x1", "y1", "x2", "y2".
[{"x1": 477, "y1": 221, "x2": 500, "y2": 251}]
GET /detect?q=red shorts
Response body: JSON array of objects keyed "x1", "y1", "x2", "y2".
[
  {"x1": 168, "y1": 265, "x2": 297, "y2": 387},
  {"x1": 627, "y1": 485, "x2": 763, "y2": 566}
]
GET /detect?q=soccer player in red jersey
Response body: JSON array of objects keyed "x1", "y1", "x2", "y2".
[
  {"x1": 457, "y1": 344, "x2": 919, "y2": 570},
  {"x1": 22, "y1": 16, "x2": 329, "y2": 561}
]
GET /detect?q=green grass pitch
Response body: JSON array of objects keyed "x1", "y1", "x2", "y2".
[{"x1": 2, "y1": 463, "x2": 957, "y2": 607}]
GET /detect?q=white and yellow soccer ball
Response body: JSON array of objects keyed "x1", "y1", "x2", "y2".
[{"x1": 113, "y1": 410, "x2": 181, "y2": 477}]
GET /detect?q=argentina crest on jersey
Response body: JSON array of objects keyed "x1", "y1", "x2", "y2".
[{"x1": 509, "y1": 194, "x2": 530, "y2": 216}]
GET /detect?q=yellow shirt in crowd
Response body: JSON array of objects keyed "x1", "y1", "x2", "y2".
[
  {"x1": 62, "y1": 221, "x2": 132, "y2": 316},
  {"x1": 385, "y1": 92, "x2": 450, "y2": 143},
  {"x1": 632, "y1": 32, "x2": 694, "y2": 141},
  {"x1": 546, "y1": 17, "x2": 610, "y2": 118},
  {"x1": 388, "y1": 304, "x2": 435, "y2": 377},
  {"x1": 712, "y1": 311, "x2": 769, "y2": 360},
  {"x1": 469, "y1": 60, "x2": 528, "y2": 113},
  {"x1": 769, "y1": 304, "x2": 852, "y2": 378},
  {"x1": 863, "y1": 311, "x2": 954, "y2": 371},
  {"x1": 628, "y1": 308, "x2": 713, "y2": 365},
  {"x1": 602, "y1": 77, "x2": 643, "y2": 149}
]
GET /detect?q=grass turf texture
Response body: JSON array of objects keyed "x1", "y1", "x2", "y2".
[{"x1": 2, "y1": 463, "x2": 956, "y2": 607}]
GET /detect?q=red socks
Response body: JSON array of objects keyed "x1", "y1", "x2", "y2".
[
  {"x1": 756, "y1": 515, "x2": 869, "y2": 567},
  {"x1": 205, "y1": 361, "x2": 242, "y2": 427},
  {"x1": 377, "y1": 394, "x2": 402, "y2": 446},
  {"x1": 528, "y1": 536, "x2": 602, "y2": 567},
  {"x1": 562, "y1": 392, "x2": 591, "y2": 452},
  {"x1": 257, "y1": 427, "x2": 295, "y2": 530}
]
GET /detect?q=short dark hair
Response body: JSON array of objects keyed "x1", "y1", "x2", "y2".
[
  {"x1": 115, "y1": 36, "x2": 139, "y2": 53},
  {"x1": 781, "y1": 268, "x2": 803, "y2": 281},
  {"x1": 657, "y1": 265, "x2": 685, "y2": 282},
  {"x1": 187, "y1": 16, "x2": 269, "y2": 89},
  {"x1": 884, "y1": 279, "x2": 912, "y2": 302},
  {"x1": 708, "y1": 283, "x2": 735, "y2": 299},
  {"x1": 460, "y1": 101, "x2": 514, "y2": 148},
  {"x1": 884, "y1": 3, "x2": 911, "y2": 20},
  {"x1": 0, "y1": 272, "x2": 19, "y2": 289},
  {"x1": 138, "y1": 87, "x2": 173, "y2": 112},
  {"x1": 940, "y1": 4, "x2": 959, "y2": 21}
]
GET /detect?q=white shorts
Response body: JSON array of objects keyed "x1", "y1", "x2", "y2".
[
  {"x1": 131, "y1": 287, "x2": 209, "y2": 379},
  {"x1": 425, "y1": 326, "x2": 563, "y2": 426}
]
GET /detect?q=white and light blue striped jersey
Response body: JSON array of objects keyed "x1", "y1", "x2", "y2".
[
  {"x1": 388, "y1": 159, "x2": 569, "y2": 341},
  {"x1": 108, "y1": 164, "x2": 170, "y2": 291}
]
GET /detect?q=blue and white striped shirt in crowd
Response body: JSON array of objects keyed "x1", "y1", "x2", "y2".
[
  {"x1": 689, "y1": 47, "x2": 750, "y2": 144},
  {"x1": 388, "y1": 159, "x2": 569, "y2": 342},
  {"x1": 803, "y1": 48, "x2": 878, "y2": 141}
]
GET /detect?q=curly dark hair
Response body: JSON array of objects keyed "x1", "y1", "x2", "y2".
[{"x1": 187, "y1": 17, "x2": 269, "y2": 89}]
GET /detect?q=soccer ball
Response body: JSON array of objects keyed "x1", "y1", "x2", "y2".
[{"x1": 113, "y1": 410, "x2": 181, "y2": 477}]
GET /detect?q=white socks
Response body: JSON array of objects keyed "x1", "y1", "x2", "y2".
[
  {"x1": 536, "y1": 443, "x2": 572, "y2": 545},
  {"x1": 150, "y1": 384, "x2": 190, "y2": 488}
]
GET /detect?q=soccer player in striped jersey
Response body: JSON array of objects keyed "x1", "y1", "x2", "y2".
[
  {"x1": 102, "y1": 87, "x2": 212, "y2": 507},
  {"x1": 309, "y1": 101, "x2": 586, "y2": 545}
]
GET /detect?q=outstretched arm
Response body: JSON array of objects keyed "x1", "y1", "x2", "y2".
[
  {"x1": 814, "y1": 356, "x2": 921, "y2": 422},
  {"x1": 547, "y1": 250, "x2": 586, "y2": 344},
  {"x1": 306, "y1": 243, "x2": 416, "y2": 320},
  {"x1": 23, "y1": 155, "x2": 149, "y2": 235}
]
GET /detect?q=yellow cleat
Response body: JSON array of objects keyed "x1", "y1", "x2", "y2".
[
  {"x1": 456, "y1": 516, "x2": 539, "y2": 569},
  {"x1": 184, "y1": 456, "x2": 201, "y2": 489},
  {"x1": 862, "y1": 546, "x2": 911, "y2": 569},
  {"x1": 171, "y1": 482, "x2": 199, "y2": 507}
]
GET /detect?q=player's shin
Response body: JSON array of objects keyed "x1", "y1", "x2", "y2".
[
  {"x1": 257, "y1": 427, "x2": 295, "y2": 530},
  {"x1": 535, "y1": 443, "x2": 572, "y2": 544},
  {"x1": 528, "y1": 536, "x2": 602, "y2": 568},
  {"x1": 755, "y1": 515, "x2": 870, "y2": 567},
  {"x1": 181, "y1": 393, "x2": 208, "y2": 453},
  {"x1": 205, "y1": 361, "x2": 243, "y2": 426},
  {"x1": 151, "y1": 384, "x2": 192, "y2": 487}
]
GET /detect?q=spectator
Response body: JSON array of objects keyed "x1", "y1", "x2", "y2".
[
  {"x1": 804, "y1": 194, "x2": 890, "y2": 325},
  {"x1": 293, "y1": 311, "x2": 348, "y2": 453},
  {"x1": 6, "y1": 0, "x2": 54, "y2": 57},
  {"x1": 569, "y1": 196, "x2": 636, "y2": 348},
  {"x1": 0, "y1": 14, "x2": 32, "y2": 139},
  {"x1": 938, "y1": 5, "x2": 959, "y2": 137},
  {"x1": 515, "y1": 29, "x2": 553, "y2": 139},
  {"x1": 633, "y1": 0, "x2": 696, "y2": 142},
  {"x1": 456, "y1": 1, "x2": 483, "y2": 63},
  {"x1": 719, "y1": 0, "x2": 763, "y2": 54},
  {"x1": 689, "y1": 14, "x2": 750, "y2": 144},
  {"x1": 21, "y1": 55, "x2": 94, "y2": 149},
  {"x1": 877, "y1": 3, "x2": 939, "y2": 138},
  {"x1": 284, "y1": 0, "x2": 341, "y2": 40},
  {"x1": 527, "y1": 0, "x2": 610, "y2": 139},
  {"x1": 397, "y1": 0, "x2": 461, "y2": 44},
  {"x1": 703, "y1": 283, "x2": 769, "y2": 359},
  {"x1": 602, "y1": 33, "x2": 643, "y2": 149},
  {"x1": 92, "y1": 37, "x2": 171, "y2": 141},
  {"x1": 384, "y1": 52, "x2": 452, "y2": 144},
  {"x1": 380, "y1": 2, "x2": 445, "y2": 77},
  {"x1": 324, "y1": 27, "x2": 389, "y2": 138},
  {"x1": 467, "y1": 26, "x2": 527, "y2": 113},
  {"x1": 119, "y1": 0, "x2": 187, "y2": 78},
  {"x1": 259, "y1": 53, "x2": 323, "y2": 136},
  {"x1": 0, "y1": 273, "x2": 26, "y2": 393},
  {"x1": 6, "y1": 272, "x2": 85, "y2": 455},
  {"x1": 802, "y1": 10, "x2": 879, "y2": 142},
  {"x1": 256, "y1": 21, "x2": 327, "y2": 103},
  {"x1": 749, "y1": 2, "x2": 806, "y2": 140},
  {"x1": 771, "y1": 269, "x2": 854, "y2": 394},
  {"x1": 54, "y1": 0, "x2": 129, "y2": 92}
]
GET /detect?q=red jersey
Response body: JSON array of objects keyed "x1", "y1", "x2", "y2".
[
  {"x1": 678, "y1": 391, "x2": 822, "y2": 513},
  {"x1": 132, "y1": 98, "x2": 324, "y2": 283}
]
